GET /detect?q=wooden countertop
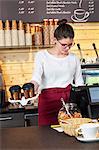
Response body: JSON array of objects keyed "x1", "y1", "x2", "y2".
[{"x1": 0, "y1": 126, "x2": 99, "y2": 150}]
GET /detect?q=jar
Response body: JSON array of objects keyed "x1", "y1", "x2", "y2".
[
  {"x1": 49, "y1": 19, "x2": 55, "y2": 45},
  {"x1": 58, "y1": 102, "x2": 82, "y2": 122},
  {"x1": 9, "y1": 85, "x2": 21, "y2": 100},
  {"x1": 43, "y1": 19, "x2": 50, "y2": 45},
  {"x1": 22, "y1": 83, "x2": 34, "y2": 99}
]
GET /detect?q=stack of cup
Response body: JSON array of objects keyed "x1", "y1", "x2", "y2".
[
  {"x1": 11, "y1": 20, "x2": 19, "y2": 46},
  {"x1": 0, "y1": 20, "x2": 5, "y2": 47},
  {"x1": 5, "y1": 20, "x2": 12, "y2": 47},
  {"x1": 25, "y1": 23, "x2": 32, "y2": 46},
  {"x1": 18, "y1": 20, "x2": 25, "y2": 46}
]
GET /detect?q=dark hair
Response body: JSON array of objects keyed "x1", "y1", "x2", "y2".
[
  {"x1": 54, "y1": 19, "x2": 74, "y2": 40},
  {"x1": 57, "y1": 19, "x2": 68, "y2": 25}
]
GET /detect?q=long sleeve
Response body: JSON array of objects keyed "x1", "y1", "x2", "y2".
[
  {"x1": 74, "y1": 56, "x2": 84, "y2": 86},
  {"x1": 31, "y1": 52, "x2": 43, "y2": 85}
]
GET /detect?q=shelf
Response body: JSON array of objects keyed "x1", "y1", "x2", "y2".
[
  {"x1": 0, "y1": 45, "x2": 53, "y2": 50},
  {"x1": 0, "y1": 45, "x2": 54, "y2": 54},
  {"x1": 0, "y1": 45, "x2": 99, "y2": 50}
]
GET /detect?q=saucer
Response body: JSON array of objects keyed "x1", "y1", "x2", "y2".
[
  {"x1": 71, "y1": 15, "x2": 89, "y2": 22},
  {"x1": 76, "y1": 136, "x2": 99, "y2": 142}
]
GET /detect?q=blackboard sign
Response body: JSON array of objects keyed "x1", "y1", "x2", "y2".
[{"x1": 0, "y1": 0, "x2": 98, "y2": 23}]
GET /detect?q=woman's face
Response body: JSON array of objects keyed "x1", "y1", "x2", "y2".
[{"x1": 56, "y1": 37, "x2": 74, "y2": 55}]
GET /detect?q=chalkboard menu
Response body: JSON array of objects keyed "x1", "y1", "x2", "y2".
[{"x1": 0, "y1": 0, "x2": 98, "y2": 22}]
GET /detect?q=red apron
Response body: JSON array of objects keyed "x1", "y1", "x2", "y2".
[{"x1": 38, "y1": 84, "x2": 71, "y2": 126}]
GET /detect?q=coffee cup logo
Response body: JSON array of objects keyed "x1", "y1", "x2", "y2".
[
  {"x1": 74, "y1": 9, "x2": 89, "y2": 21},
  {"x1": 71, "y1": 0, "x2": 90, "y2": 22},
  {"x1": 71, "y1": 8, "x2": 90, "y2": 22}
]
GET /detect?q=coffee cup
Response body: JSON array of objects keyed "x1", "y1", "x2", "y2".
[
  {"x1": 76, "y1": 123, "x2": 99, "y2": 139},
  {"x1": 74, "y1": 9, "x2": 89, "y2": 21}
]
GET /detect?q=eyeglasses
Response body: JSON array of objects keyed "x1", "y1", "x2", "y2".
[{"x1": 58, "y1": 41, "x2": 75, "y2": 48}]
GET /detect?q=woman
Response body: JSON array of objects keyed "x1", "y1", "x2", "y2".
[{"x1": 31, "y1": 19, "x2": 84, "y2": 126}]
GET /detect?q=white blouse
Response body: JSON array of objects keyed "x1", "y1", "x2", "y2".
[{"x1": 31, "y1": 50, "x2": 84, "y2": 90}]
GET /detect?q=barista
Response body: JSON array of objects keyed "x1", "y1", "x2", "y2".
[{"x1": 31, "y1": 19, "x2": 84, "y2": 126}]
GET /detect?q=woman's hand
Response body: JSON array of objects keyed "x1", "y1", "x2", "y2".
[{"x1": 31, "y1": 80, "x2": 40, "y2": 94}]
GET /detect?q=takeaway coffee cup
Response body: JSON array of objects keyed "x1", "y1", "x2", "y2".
[
  {"x1": 74, "y1": 9, "x2": 89, "y2": 21},
  {"x1": 22, "y1": 83, "x2": 34, "y2": 99},
  {"x1": 9, "y1": 85, "x2": 21, "y2": 100},
  {"x1": 76, "y1": 123, "x2": 99, "y2": 139}
]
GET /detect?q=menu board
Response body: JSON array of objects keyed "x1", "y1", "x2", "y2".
[{"x1": 0, "y1": 0, "x2": 98, "y2": 22}]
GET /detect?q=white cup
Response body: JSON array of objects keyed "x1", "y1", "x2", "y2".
[
  {"x1": 25, "y1": 33, "x2": 32, "y2": 46},
  {"x1": 0, "y1": 30, "x2": 5, "y2": 46},
  {"x1": 74, "y1": 9, "x2": 89, "y2": 21},
  {"x1": 18, "y1": 30, "x2": 25, "y2": 46},
  {"x1": 12, "y1": 30, "x2": 19, "y2": 46},
  {"x1": 5, "y1": 30, "x2": 12, "y2": 46},
  {"x1": 76, "y1": 123, "x2": 99, "y2": 139}
]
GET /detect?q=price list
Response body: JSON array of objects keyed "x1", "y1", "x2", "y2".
[
  {"x1": 88, "y1": 0, "x2": 95, "y2": 14},
  {"x1": 18, "y1": 0, "x2": 35, "y2": 15}
]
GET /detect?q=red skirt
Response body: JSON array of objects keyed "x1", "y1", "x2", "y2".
[{"x1": 38, "y1": 84, "x2": 71, "y2": 126}]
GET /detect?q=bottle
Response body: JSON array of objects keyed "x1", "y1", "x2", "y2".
[
  {"x1": 5, "y1": 20, "x2": 12, "y2": 46},
  {"x1": 11, "y1": 20, "x2": 19, "y2": 46},
  {"x1": 0, "y1": 20, "x2": 5, "y2": 46},
  {"x1": 18, "y1": 20, "x2": 25, "y2": 46},
  {"x1": 25, "y1": 23, "x2": 32, "y2": 46}
]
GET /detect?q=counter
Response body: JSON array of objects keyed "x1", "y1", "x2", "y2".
[
  {"x1": 0, "y1": 104, "x2": 38, "y2": 114},
  {"x1": 0, "y1": 126, "x2": 99, "y2": 150},
  {"x1": 0, "y1": 105, "x2": 38, "y2": 127}
]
